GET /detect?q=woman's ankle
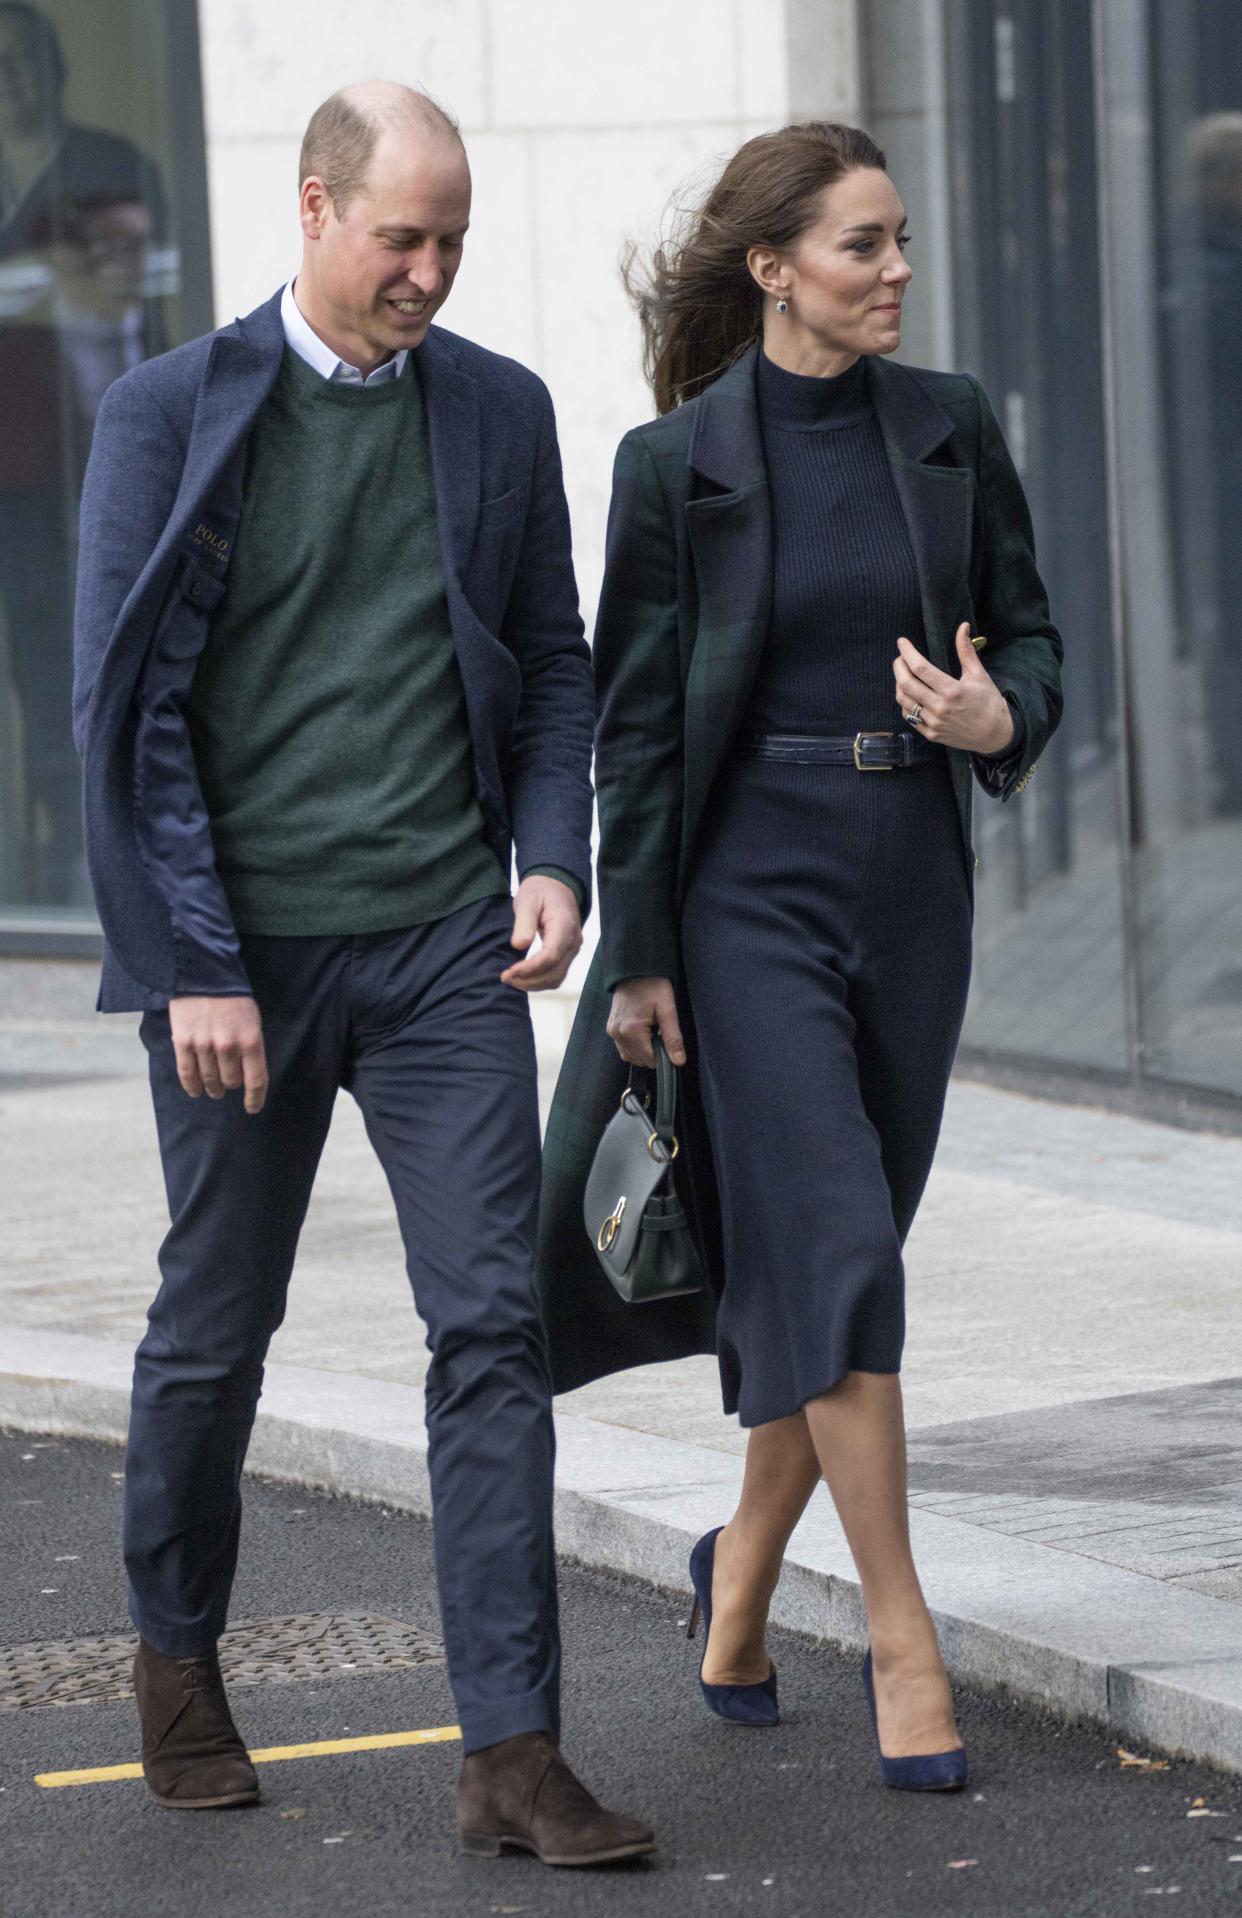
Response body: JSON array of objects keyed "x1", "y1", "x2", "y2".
[
  {"x1": 714, "y1": 1518, "x2": 785, "y2": 1609},
  {"x1": 866, "y1": 1605, "x2": 944, "y2": 1671}
]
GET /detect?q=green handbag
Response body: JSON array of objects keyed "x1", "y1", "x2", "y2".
[{"x1": 583, "y1": 1034, "x2": 706, "y2": 1305}]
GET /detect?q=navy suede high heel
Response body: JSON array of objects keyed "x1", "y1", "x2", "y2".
[
  {"x1": 862, "y1": 1648, "x2": 968, "y2": 1792},
  {"x1": 686, "y1": 1528, "x2": 780, "y2": 1727}
]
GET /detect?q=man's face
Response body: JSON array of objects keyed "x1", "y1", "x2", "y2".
[
  {"x1": 0, "y1": 15, "x2": 59, "y2": 138},
  {"x1": 51, "y1": 199, "x2": 151, "y2": 313},
  {"x1": 302, "y1": 128, "x2": 471, "y2": 366}
]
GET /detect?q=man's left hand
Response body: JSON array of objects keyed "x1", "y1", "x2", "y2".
[
  {"x1": 501, "y1": 875, "x2": 583, "y2": 992},
  {"x1": 893, "y1": 622, "x2": 1015, "y2": 756}
]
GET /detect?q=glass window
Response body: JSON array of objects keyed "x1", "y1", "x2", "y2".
[
  {"x1": 945, "y1": 0, "x2": 1131, "y2": 1078},
  {"x1": 0, "y1": 0, "x2": 210, "y2": 930},
  {"x1": 1096, "y1": 0, "x2": 1242, "y2": 1099}
]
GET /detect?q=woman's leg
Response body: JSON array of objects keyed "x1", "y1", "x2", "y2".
[
  {"x1": 804, "y1": 1370, "x2": 959, "y2": 1756},
  {"x1": 700, "y1": 1413, "x2": 820, "y2": 1686},
  {"x1": 701, "y1": 1376, "x2": 959, "y2": 1758}
]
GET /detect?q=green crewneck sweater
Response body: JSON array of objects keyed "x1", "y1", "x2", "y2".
[{"x1": 188, "y1": 347, "x2": 507, "y2": 936}]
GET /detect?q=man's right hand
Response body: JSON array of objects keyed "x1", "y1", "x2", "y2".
[
  {"x1": 169, "y1": 996, "x2": 269, "y2": 1114},
  {"x1": 606, "y1": 977, "x2": 686, "y2": 1069}
]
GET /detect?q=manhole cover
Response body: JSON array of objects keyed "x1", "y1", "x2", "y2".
[{"x1": 0, "y1": 1612, "x2": 444, "y2": 1711}]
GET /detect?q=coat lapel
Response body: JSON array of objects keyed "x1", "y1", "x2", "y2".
[
  {"x1": 416, "y1": 325, "x2": 481, "y2": 582},
  {"x1": 867, "y1": 356, "x2": 973, "y2": 675},
  {"x1": 680, "y1": 345, "x2": 772, "y2": 879}
]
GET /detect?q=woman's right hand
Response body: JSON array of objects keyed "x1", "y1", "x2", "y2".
[{"x1": 607, "y1": 976, "x2": 687, "y2": 1069}]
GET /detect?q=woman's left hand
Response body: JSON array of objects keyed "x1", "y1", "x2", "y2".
[{"x1": 892, "y1": 622, "x2": 1015, "y2": 756}]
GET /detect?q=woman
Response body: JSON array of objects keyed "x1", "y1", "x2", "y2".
[{"x1": 537, "y1": 122, "x2": 1062, "y2": 1789}]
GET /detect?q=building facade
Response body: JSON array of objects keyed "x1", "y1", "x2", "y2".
[{"x1": 1, "y1": 0, "x2": 1239, "y2": 1124}]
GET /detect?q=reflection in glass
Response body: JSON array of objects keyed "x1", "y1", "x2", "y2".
[
  {"x1": 945, "y1": 0, "x2": 1129, "y2": 1077},
  {"x1": 0, "y1": 0, "x2": 173, "y2": 908},
  {"x1": 1116, "y1": 0, "x2": 1242, "y2": 1097}
]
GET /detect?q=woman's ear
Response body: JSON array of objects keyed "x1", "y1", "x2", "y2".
[{"x1": 745, "y1": 243, "x2": 787, "y2": 300}]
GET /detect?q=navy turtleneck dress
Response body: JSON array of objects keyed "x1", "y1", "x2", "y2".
[{"x1": 678, "y1": 349, "x2": 975, "y2": 1428}]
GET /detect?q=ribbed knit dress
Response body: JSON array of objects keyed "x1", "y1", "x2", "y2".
[{"x1": 678, "y1": 349, "x2": 975, "y2": 1428}]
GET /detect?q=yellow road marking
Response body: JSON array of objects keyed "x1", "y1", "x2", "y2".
[{"x1": 35, "y1": 1724, "x2": 462, "y2": 1788}]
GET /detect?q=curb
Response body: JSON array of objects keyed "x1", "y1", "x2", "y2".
[{"x1": 6, "y1": 1325, "x2": 1242, "y2": 1774}]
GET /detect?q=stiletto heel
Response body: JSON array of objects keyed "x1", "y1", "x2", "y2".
[
  {"x1": 862, "y1": 1648, "x2": 968, "y2": 1792},
  {"x1": 687, "y1": 1528, "x2": 779, "y2": 1727}
]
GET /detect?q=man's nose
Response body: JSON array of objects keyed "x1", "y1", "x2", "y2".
[{"x1": 405, "y1": 251, "x2": 443, "y2": 297}]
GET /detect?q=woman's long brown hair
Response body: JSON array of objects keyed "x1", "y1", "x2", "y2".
[{"x1": 623, "y1": 121, "x2": 887, "y2": 415}]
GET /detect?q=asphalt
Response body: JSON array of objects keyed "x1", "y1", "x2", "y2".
[{"x1": 9, "y1": 1432, "x2": 1242, "y2": 1918}]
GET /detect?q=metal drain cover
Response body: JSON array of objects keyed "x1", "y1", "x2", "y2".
[{"x1": 0, "y1": 1612, "x2": 444, "y2": 1712}]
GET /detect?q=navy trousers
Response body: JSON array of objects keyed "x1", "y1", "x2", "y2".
[{"x1": 125, "y1": 895, "x2": 560, "y2": 1753}]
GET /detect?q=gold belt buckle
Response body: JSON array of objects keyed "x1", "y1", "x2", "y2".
[{"x1": 854, "y1": 731, "x2": 895, "y2": 772}]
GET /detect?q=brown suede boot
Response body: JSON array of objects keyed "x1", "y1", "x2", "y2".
[
  {"x1": 134, "y1": 1641, "x2": 260, "y2": 1810},
  {"x1": 457, "y1": 1731, "x2": 655, "y2": 1867}
]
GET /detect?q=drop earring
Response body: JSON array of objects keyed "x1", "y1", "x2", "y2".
[{"x1": 776, "y1": 297, "x2": 789, "y2": 314}]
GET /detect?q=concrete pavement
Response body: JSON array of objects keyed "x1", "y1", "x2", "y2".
[{"x1": 4, "y1": 959, "x2": 1242, "y2": 1770}]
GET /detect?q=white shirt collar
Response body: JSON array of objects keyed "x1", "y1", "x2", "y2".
[{"x1": 280, "y1": 279, "x2": 408, "y2": 386}]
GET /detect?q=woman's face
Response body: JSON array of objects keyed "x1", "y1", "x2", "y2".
[{"x1": 755, "y1": 167, "x2": 913, "y2": 362}]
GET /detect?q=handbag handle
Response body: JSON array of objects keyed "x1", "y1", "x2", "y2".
[
  {"x1": 650, "y1": 1031, "x2": 677, "y2": 1142},
  {"x1": 625, "y1": 1031, "x2": 678, "y2": 1152}
]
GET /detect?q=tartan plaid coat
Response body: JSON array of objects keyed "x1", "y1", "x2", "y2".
[{"x1": 537, "y1": 343, "x2": 1063, "y2": 1397}]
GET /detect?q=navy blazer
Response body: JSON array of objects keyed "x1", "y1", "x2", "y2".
[{"x1": 73, "y1": 289, "x2": 594, "y2": 1012}]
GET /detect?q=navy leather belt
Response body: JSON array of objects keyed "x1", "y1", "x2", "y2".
[{"x1": 736, "y1": 730, "x2": 936, "y2": 771}]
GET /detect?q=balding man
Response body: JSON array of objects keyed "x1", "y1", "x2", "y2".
[{"x1": 74, "y1": 83, "x2": 654, "y2": 1865}]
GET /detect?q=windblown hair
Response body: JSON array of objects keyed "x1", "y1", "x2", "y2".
[
  {"x1": 624, "y1": 121, "x2": 886, "y2": 415},
  {"x1": 298, "y1": 82, "x2": 462, "y2": 217}
]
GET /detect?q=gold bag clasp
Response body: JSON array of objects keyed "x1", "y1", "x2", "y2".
[{"x1": 597, "y1": 1195, "x2": 627, "y2": 1253}]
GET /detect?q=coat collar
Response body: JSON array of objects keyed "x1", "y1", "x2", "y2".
[{"x1": 686, "y1": 341, "x2": 957, "y2": 491}]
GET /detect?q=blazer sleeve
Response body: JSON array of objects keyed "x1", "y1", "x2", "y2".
[
  {"x1": 593, "y1": 429, "x2": 685, "y2": 992},
  {"x1": 965, "y1": 374, "x2": 1064, "y2": 801},
  {"x1": 499, "y1": 382, "x2": 595, "y2": 914}
]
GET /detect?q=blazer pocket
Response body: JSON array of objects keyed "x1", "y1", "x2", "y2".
[
  {"x1": 155, "y1": 558, "x2": 227, "y2": 661},
  {"x1": 479, "y1": 487, "x2": 523, "y2": 517}
]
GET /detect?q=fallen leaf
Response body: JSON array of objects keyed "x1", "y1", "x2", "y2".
[{"x1": 1118, "y1": 1746, "x2": 1170, "y2": 1771}]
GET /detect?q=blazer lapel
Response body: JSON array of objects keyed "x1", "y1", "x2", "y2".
[
  {"x1": 417, "y1": 326, "x2": 481, "y2": 582},
  {"x1": 172, "y1": 290, "x2": 286, "y2": 541},
  {"x1": 868, "y1": 356, "x2": 973, "y2": 675},
  {"x1": 680, "y1": 345, "x2": 772, "y2": 879}
]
